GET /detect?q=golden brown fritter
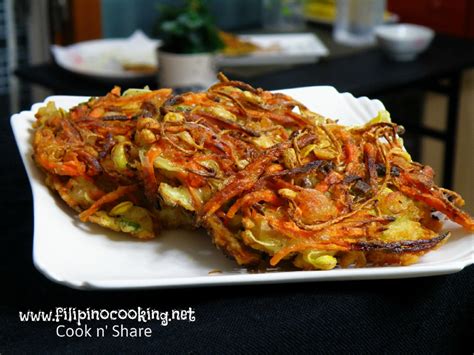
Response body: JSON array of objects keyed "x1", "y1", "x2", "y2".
[{"x1": 32, "y1": 75, "x2": 474, "y2": 270}]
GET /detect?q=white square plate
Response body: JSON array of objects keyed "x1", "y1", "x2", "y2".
[
  {"x1": 51, "y1": 30, "x2": 160, "y2": 82},
  {"x1": 216, "y1": 33, "x2": 329, "y2": 66},
  {"x1": 10, "y1": 86, "x2": 473, "y2": 289}
]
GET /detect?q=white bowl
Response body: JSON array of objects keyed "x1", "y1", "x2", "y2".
[{"x1": 375, "y1": 23, "x2": 435, "y2": 61}]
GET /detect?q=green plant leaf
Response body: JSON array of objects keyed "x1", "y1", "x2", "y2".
[{"x1": 156, "y1": 0, "x2": 223, "y2": 54}]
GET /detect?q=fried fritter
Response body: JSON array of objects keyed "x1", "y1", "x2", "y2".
[
  {"x1": 32, "y1": 75, "x2": 474, "y2": 270},
  {"x1": 34, "y1": 87, "x2": 173, "y2": 238},
  {"x1": 198, "y1": 115, "x2": 473, "y2": 269}
]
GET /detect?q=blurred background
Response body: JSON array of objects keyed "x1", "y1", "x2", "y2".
[{"x1": 2, "y1": 0, "x2": 473, "y2": 211}]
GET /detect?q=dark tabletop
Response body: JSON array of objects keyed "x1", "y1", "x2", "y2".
[
  {"x1": 3, "y1": 33, "x2": 474, "y2": 353},
  {"x1": 14, "y1": 35, "x2": 474, "y2": 98},
  {"x1": 239, "y1": 35, "x2": 474, "y2": 96}
]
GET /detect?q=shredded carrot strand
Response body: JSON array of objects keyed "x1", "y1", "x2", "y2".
[{"x1": 79, "y1": 185, "x2": 137, "y2": 222}]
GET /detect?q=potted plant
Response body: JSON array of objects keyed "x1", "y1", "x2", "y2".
[{"x1": 156, "y1": 0, "x2": 224, "y2": 90}]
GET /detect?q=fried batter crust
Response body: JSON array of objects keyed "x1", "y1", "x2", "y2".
[{"x1": 32, "y1": 76, "x2": 474, "y2": 270}]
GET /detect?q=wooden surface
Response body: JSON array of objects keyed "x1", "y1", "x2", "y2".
[
  {"x1": 70, "y1": 0, "x2": 102, "y2": 42},
  {"x1": 51, "y1": 0, "x2": 102, "y2": 45}
]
